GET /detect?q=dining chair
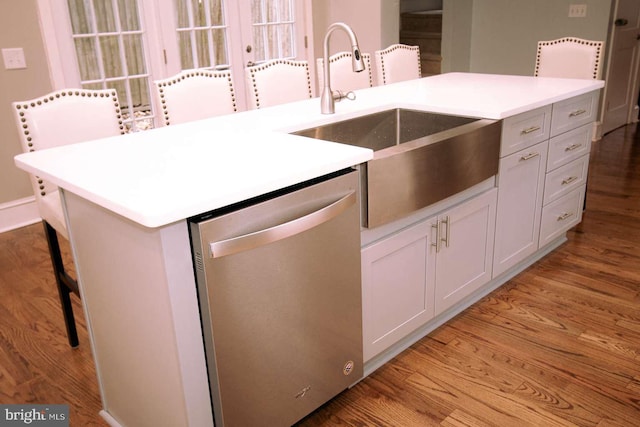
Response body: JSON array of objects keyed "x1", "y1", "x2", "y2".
[
  {"x1": 316, "y1": 51, "x2": 373, "y2": 92},
  {"x1": 534, "y1": 37, "x2": 603, "y2": 80},
  {"x1": 154, "y1": 69, "x2": 237, "y2": 126},
  {"x1": 374, "y1": 44, "x2": 422, "y2": 86},
  {"x1": 245, "y1": 59, "x2": 313, "y2": 109},
  {"x1": 12, "y1": 88, "x2": 125, "y2": 347}
]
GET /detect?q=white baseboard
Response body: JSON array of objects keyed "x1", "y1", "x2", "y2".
[{"x1": 0, "y1": 197, "x2": 41, "y2": 233}]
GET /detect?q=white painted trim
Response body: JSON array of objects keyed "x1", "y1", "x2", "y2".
[{"x1": 0, "y1": 197, "x2": 41, "y2": 233}]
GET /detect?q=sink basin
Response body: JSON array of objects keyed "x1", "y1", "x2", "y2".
[
  {"x1": 292, "y1": 108, "x2": 502, "y2": 228},
  {"x1": 292, "y1": 108, "x2": 478, "y2": 152}
]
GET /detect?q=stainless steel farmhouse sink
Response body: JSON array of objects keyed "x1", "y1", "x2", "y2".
[{"x1": 292, "y1": 108, "x2": 502, "y2": 228}]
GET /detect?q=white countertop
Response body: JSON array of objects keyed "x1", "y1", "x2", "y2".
[{"x1": 15, "y1": 72, "x2": 604, "y2": 228}]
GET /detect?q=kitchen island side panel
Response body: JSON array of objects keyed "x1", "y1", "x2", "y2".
[{"x1": 63, "y1": 191, "x2": 212, "y2": 427}]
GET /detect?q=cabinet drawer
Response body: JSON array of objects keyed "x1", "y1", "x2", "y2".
[
  {"x1": 539, "y1": 186, "x2": 584, "y2": 248},
  {"x1": 501, "y1": 105, "x2": 552, "y2": 157},
  {"x1": 543, "y1": 154, "x2": 589, "y2": 205},
  {"x1": 550, "y1": 91, "x2": 599, "y2": 137},
  {"x1": 547, "y1": 123, "x2": 592, "y2": 171}
]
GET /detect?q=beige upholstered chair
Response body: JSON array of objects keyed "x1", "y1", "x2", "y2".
[
  {"x1": 154, "y1": 69, "x2": 237, "y2": 126},
  {"x1": 12, "y1": 89, "x2": 124, "y2": 347},
  {"x1": 245, "y1": 59, "x2": 313, "y2": 109},
  {"x1": 374, "y1": 44, "x2": 422, "y2": 86},
  {"x1": 316, "y1": 51, "x2": 373, "y2": 92},
  {"x1": 534, "y1": 37, "x2": 603, "y2": 80}
]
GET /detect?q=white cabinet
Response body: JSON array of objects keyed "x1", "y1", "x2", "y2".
[
  {"x1": 362, "y1": 189, "x2": 496, "y2": 361},
  {"x1": 433, "y1": 189, "x2": 497, "y2": 316},
  {"x1": 493, "y1": 141, "x2": 548, "y2": 277}
]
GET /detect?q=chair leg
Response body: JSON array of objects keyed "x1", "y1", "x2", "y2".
[{"x1": 42, "y1": 221, "x2": 79, "y2": 348}]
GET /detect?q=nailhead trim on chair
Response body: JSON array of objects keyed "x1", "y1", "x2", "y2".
[
  {"x1": 155, "y1": 70, "x2": 237, "y2": 126},
  {"x1": 247, "y1": 59, "x2": 312, "y2": 109},
  {"x1": 377, "y1": 44, "x2": 421, "y2": 85},
  {"x1": 326, "y1": 52, "x2": 373, "y2": 88},
  {"x1": 13, "y1": 89, "x2": 123, "y2": 197},
  {"x1": 534, "y1": 37, "x2": 603, "y2": 79}
]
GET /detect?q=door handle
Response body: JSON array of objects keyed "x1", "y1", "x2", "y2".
[
  {"x1": 431, "y1": 220, "x2": 442, "y2": 253},
  {"x1": 615, "y1": 18, "x2": 628, "y2": 26},
  {"x1": 209, "y1": 191, "x2": 356, "y2": 258}
]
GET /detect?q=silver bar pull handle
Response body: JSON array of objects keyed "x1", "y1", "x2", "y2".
[
  {"x1": 569, "y1": 109, "x2": 587, "y2": 117},
  {"x1": 557, "y1": 212, "x2": 574, "y2": 221},
  {"x1": 562, "y1": 176, "x2": 578, "y2": 185},
  {"x1": 565, "y1": 143, "x2": 583, "y2": 152},
  {"x1": 209, "y1": 191, "x2": 356, "y2": 258},
  {"x1": 520, "y1": 125, "x2": 541, "y2": 135},
  {"x1": 441, "y1": 216, "x2": 451, "y2": 248},
  {"x1": 431, "y1": 220, "x2": 441, "y2": 253},
  {"x1": 519, "y1": 152, "x2": 540, "y2": 161}
]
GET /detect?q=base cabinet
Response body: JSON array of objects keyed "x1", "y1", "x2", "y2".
[
  {"x1": 493, "y1": 141, "x2": 548, "y2": 277},
  {"x1": 362, "y1": 189, "x2": 496, "y2": 361}
]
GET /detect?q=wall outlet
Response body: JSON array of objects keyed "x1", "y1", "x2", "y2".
[
  {"x1": 2, "y1": 48, "x2": 27, "y2": 69},
  {"x1": 569, "y1": 4, "x2": 587, "y2": 18}
]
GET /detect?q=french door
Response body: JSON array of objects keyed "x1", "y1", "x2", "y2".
[{"x1": 38, "y1": 0, "x2": 311, "y2": 130}]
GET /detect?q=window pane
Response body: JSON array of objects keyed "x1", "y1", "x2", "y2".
[
  {"x1": 130, "y1": 77, "x2": 150, "y2": 111},
  {"x1": 279, "y1": 0, "x2": 291, "y2": 20},
  {"x1": 123, "y1": 34, "x2": 146, "y2": 75},
  {"x1": 209, "y1": 0, "x2": 224, "y2": 26},
  {"x1": 211, "y1": 28, "x2": 228, "y2": 66},
  {"x1": 100, "y1": 36, "x2": 123, "y2": 77},
  {"x1": 251, "y1": 0, "x2": 264, "y2": 23},
  {"x1": 82, "y1": 82, "x2": 104, "y2": 91},
  {"x1": 267, "y1": 25, "x2": 279, "y2": 58},
  {"x1": 195, "y1": 29, "x2": 211, "y2": 68},
  {"x1": 94, "y1": 0, "x2": 117, "y2": 32},
  {"x1": 67, "y1": 0, "x2": 94, "y2": 34},
  {"x1": 118, "y1": 0, "x2": 140, "y2": 31},
  {"x1": 74, "y1": 38, "x2": 101, "y2": 80},
  {"x1": 192, "y1": 0, "x2": 207, "y2": 27},
  {"x1": 175, "y1": 0, "x2": 189, "y2": 27},
  {"x1": 252, "y1": 26, "x2": 266, "y2": 61},
  {"x1": 178, "y1": 31, "x2": 194, "y2": 69},
  {"x1": 281, "y1": 24, "x2": 293, "y2": 57}
]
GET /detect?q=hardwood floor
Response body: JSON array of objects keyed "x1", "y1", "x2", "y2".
[{"x1": 1, "y1": 123, "x2": 639, "y2": 426}]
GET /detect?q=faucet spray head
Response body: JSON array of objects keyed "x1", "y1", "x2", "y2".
[{"x1": 352, "y1": 47, "x2": 365, "y2": 73}]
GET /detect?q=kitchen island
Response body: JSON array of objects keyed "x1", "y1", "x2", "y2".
[{"x1": 15, "y1": 73, "x2": 604, "y2": 427}]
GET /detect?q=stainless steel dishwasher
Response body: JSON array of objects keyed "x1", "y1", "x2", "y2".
[{"x1": 189, "y1": 169, "x2": 363, "y2": 427}]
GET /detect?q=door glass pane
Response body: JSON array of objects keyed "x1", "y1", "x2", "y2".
[
  {"x1": 94, "y1": 0, "x2": 117, "y2": 33},
  {"x1": 118, "y1": 0, "x2": 140, "y2": 31},
  {"x1": 250, "y1": 0, "x2": 295, "y2": 61},
  {"x1": 174, "y1": 0, "x2": 229, "y2": 69},
  {"x1": 67, "y1": 0, "x2": 154, "y2": 132},
  {"x1": 67, "y1": 0, "x2": 94, "y2": 34}
]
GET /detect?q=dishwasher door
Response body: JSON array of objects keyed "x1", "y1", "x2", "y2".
[{"x1": 189, "y1": 169, "x2": 363, "y2": 427}]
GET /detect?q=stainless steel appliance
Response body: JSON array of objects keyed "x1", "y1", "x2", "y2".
[{"x1": 189, "y1": 169, "x2": 363, "y2": 427}]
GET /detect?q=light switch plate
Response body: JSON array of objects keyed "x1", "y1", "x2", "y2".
[
  {"x1": 2, "y1": 47, "x2": 27, "y2": 69},
  {"x1": 568, "y1": 4, "x2": 587, "y2": 18}
]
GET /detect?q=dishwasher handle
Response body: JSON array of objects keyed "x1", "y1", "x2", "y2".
[{"x1": 209, "y1": 191, "x2": 356, "y2": 258}]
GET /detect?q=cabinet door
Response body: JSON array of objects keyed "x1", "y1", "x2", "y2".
[
  {"x1": 361, "y1": 221, "x2": 435, "y2": 362},
  {"x1": 493, "y1": 141, "x2": 548, "y2": 277},
  {"x1": 434, "y1": 189, "x2": 497, "y2": 316}
]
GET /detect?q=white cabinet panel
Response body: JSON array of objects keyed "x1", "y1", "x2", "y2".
[
  {"x1": 500, "y1": 105, "x2": 552, "y2": 157},
  {"x1": 540, "y1": 187, "x2": 585, "y2": 247},
  {"x1": 550, "y1": 91, "x2": 599, "y2": 137},
  {"x1": 493, "y1": 141, "x2": 548, "y2": 277},
  {"x1": 547, "y1": 123, "x2": 592, "y2": 171},
  {"x1": 543, "y1": 154, "x2": 589, "y2": 205},
  {"x1": 434, "y1": 189, "x2": 497, "y2": 316},
  {"x1": 361, "y1": 221, "x2": 435, "y2": 362}
]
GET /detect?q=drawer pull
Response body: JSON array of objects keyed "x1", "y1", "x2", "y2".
[
  {"x1": 557, "y1": 212, "x2": 574, "y2": 221},
  {"x1": 564, "y1": 143, "x2": 583, "y2": 152},
  {"x1": 519, "y1": 152, "x2": 540, "y2": 161},
  {"x1": 520, "y1": 125, "x2": 541, "y2": 135},
  {"x1": 562, "y1": 176, "x2": 578, "y2": 185},
  {"x1": 569, "y1": 109, "x2": 587, "y2": 117}
]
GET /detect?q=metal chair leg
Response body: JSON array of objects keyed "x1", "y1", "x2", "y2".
[{"x1": 43, "y1": 221, "x2": 79, "y2": 347}]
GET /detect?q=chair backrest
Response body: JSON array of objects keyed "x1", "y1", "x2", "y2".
[
  {"x1": 245, "y1": 59, "x2": 313, "y2": 109},
  {"x1": 316, "y1": 52, "x2": 373, "y2": 92},
  {"x1": 374, "y1": 44, "x2": 422, "y2": 86},
  {"x1": 12, "y1": 89, "x2": 124, "y2": 233},
  {"x1": 154, "y1": 69, "x2": 237, "y2": 126},
  {"x1": 534, "y1": 37, "x2": 603, "y2": 80}
]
